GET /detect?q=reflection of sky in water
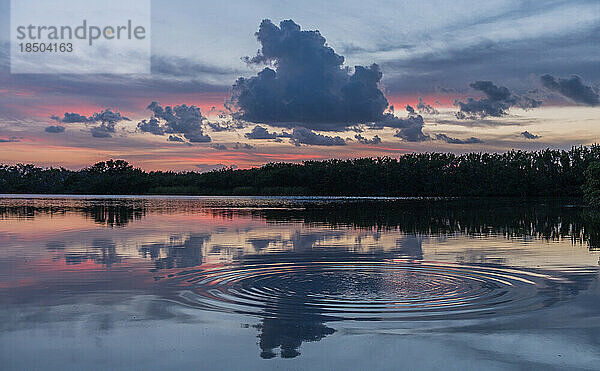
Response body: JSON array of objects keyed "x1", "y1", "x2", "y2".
[{"x1": 0, "y1": 196, "x2": 599, "y2": 369}]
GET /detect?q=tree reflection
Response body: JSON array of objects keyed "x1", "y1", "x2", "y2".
[
  {"x1": 248, "y1": 198, "x2": 600, "y2": 248},
  {"x1": 3, "y1": 197, "x2": 600, "y2": 249},
  {"x1": 0, "y1": 200, "x2": 145, "y2": 227},
  {"x1": 241, "y1": 239, "x2": 423, "y2": 358},
  {"x1": 256, "y1": 315, "x2": 335, "y2": 359},
  {"x1": 583, "y1": 210, "x2": 600, "y2": 250},
  {"x1": 251, "y1": 259, "x2": 340, "y2": 359},
  {"x1": 85, "y1": 204, "x2": 144, "y2": 227}
]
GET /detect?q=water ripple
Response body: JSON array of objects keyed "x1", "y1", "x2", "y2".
[{"x1": 163, "y1": 259, "x2": 576, "y2": 321}]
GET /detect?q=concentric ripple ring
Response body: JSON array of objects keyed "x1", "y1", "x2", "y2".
[{"x1": 163, "y1": 259, "x2": 573, "y2": 321}]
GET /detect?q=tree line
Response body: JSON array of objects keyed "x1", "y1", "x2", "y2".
[{"x1": 1, "y1": 146, "x2": 600, "y2": 201}]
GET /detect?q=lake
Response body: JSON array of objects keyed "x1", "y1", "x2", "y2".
[{"x1": 1, "y1": 195, "x2": 599, "y2": 370}]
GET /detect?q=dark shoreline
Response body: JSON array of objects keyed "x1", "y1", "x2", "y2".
[{"x1": 1, "y1": 146, "x2": 600, "y2": 198}]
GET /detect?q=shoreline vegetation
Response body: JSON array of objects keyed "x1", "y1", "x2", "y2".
[{"x1": 1, "y1": 146, "x2": 600, "y2": 204}]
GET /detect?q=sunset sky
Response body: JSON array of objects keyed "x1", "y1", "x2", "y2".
[{"x1": 0, "y1": 0, "x2": 599, "y2": 171}]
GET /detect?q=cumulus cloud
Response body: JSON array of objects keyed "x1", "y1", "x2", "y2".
[
  {"x1": 225, "y1": 19, "x2": 436, "y2": 143},
  {"x1": 168, "y1": 135, "x2": 185, "y2": 142},
  {"x1": 184, "y1": 131, "x2": 212, "y2": 143},
  {"x1": 45, "y1": 125, "x2": 65, "y2": 133},
  {"x1": 435, "y1": 133, "x2": 483, "y2": 144},
  {"x1": 146, "y1": 102, "x2": 201, "y2": 134},
  {"x1": 245, "y1": 125, "x2": 279, "y2": 140},
  {"x1": 51, "y1": 112, "x2": 92, "y2": 123},
  {"x1": 91, "y1": 110, "x2": 129, "y2": 124},
  {"x1": 51, "y1": 109, "x2": 129, "y2": 138},
  {"x1": 383, "y1": 112, "x2": 430, "y2": 142},
  {"x1": 245, "y1": 125, "x2": 354, "y2": 149},
  {"x1": 211, "y1": 143, "x2": 228, "y2": 150},
  {"x1": 52, "y1": 110, "x2": 129, "y2": 124},
  {"x1": 540, "y1": 74, "x2": 599, "y2": 106},
  {"x1": 455, "y1": 81, "x2": 542, "y2": 119},
  {"x1": 229, "y1": 19, "x2": 388, "y2": 131},
  {"x1": 207, "y1": 120, "x2": 245, "y2": 132},
  {"x1": 520, "y1": 130, "x2": 540, "y2": 140},
  {"x1": 138, "y1": 102, "x2": 211, "y2": 143},
  {"x1": 417, "y1": 97, "x2": 439, "y2": 115},
  {"x1": 287, "y1": 127, "x2": 346, "y2": 146},
  {"x1": 211, "y1": 142, "x2": 255, "y2": 151},
  {"x1": 232, "y1": 142, "x2": 254, "y2": 150},
  {"x1": 137, "y1": 118, "x2": 164, "y2": 135},
  {"x1": 92, "y1": 110, "x2": 130, "y2": 138},
  {"x1": 354, "y1": 134, "x2": 382, "y2": 145}
]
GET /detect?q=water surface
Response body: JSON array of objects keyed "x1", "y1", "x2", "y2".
[{"x1": 1, "y1": 196, "x2": 599, "y2": 370}]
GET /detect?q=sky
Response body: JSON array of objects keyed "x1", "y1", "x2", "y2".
[{"x1": 0, "y1": 0, "x2": 599, "y2": 171}]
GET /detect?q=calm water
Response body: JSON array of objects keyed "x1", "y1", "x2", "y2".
[{"x1": 1, "y1": 196, "x2": 599, "y2": 370}]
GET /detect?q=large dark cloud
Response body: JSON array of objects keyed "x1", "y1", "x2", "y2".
[
  {"x1": 540, "y1": 74, "x2": 599, "y2": 106},
  {"x1": 138, "y1": 102, "x2": 211, "y2": 143},
  {"x1": 435, "y1": 133, "x2": 483, "y2": 144},
  {"x1": 229, "y1": 19, "x2": 389, "y2": 131},
  {"x1": 455, "y1": 81, "x2": 542, "y2": 119},
  {"x1": 228, "y1": 20, "x2": 435, "y2": 143},
  {"x1": 50, "y1": 109, "x2": 129, "y2": 138}
]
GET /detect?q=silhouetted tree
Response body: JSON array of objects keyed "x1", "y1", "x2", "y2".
[
  {"x1": 2, "y1": 146, "x2": 600, "y2": 197},
  {"x1": 584, "y1": 161, "x2": 600, "y2": 208}
]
